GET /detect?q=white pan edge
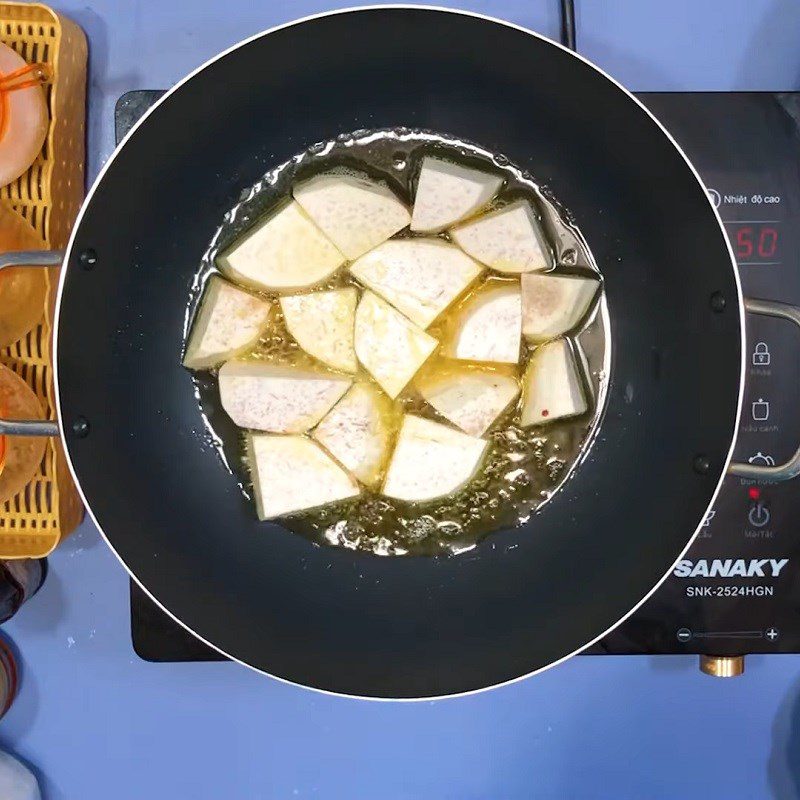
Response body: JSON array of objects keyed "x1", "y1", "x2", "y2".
[{"x1": 52, "y1": 4, "x2": 746, "y2": 702}]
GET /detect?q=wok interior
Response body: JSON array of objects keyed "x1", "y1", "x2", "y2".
[{"x1": 58, "y1": 9, "x2": 741, "y2": 697}]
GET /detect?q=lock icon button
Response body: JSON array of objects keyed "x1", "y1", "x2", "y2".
[{"x1": 753, "y1": 342, "x2": 771, "y2": 366}]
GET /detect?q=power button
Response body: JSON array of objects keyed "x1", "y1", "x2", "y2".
[{"x1": 748, "y1": 502, "x2": 770, "y2": 528}]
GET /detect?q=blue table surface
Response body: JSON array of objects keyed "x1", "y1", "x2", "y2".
[{"x1": 3, "y1": 1, "x2": 800, "y2": 798}]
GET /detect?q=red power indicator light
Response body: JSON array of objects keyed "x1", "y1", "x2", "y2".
[{"x1": 749, "y1": 487, "x2": 761, "y2": 501}]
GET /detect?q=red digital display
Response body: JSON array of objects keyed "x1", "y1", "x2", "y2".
[{"x1": 727, "y1": 223, "x2": 780, "y2": 263}]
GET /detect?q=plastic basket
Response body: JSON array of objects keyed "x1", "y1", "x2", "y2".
[{"x1": 0, "y1": 2, "x2": 86, "y2": 557}]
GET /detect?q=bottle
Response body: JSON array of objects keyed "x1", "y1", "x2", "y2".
[
  {"x1": 0, "y1": 559, "x2": 47, "y2": 723},
  {"x1": 0, "y1": 750, "x2": 42, "y2": 799},
  {"x1": 0, "y1": 632, "x2": 16, "y2": 719},
  {"x1": 0, "y1": 365, "x2": 46, "y2": 505},
  {"x1": 0, "y1": 558, "x2": 46, "y2": 625},
  {"x1": 0, "y1": 42, "x2": 49, "y2": 189},
  {"x1": 0, "y1": 202, "x2": 48, "y2": 348}
]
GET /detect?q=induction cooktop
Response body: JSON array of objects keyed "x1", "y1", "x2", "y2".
[{"x1": 119, "y1": 90, "x2": 800, "y2": 674}]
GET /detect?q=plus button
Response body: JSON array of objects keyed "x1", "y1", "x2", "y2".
[{"x1": 766, "y1": 627, "x2": 780, "y2": 641}]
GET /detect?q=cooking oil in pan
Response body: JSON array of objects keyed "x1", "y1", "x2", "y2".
[{"x1": 186, "y1": 129, "x2": 610, "y2": 556}]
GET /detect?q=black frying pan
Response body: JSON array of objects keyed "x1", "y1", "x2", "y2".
[{"x1": 7, "y1": 8, "x2": 798, "y2": 698}]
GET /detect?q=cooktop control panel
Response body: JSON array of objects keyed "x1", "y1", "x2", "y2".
[
  {"x1": 595, "y1": 92, "x2": 800, "y2": 657},
  {"x1": 121, "y1": 91, "x2": 800, "y2": 663}
]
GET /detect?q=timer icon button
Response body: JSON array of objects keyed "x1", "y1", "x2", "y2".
[
  {"x1": 749, "y1": 452, "x2": 776, "y2": 467},
  {"x1": 748, "y1": 502, "x2": 770, "y2": 528}
]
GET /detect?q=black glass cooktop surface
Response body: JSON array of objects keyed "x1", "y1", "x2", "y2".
[{"x1": 119, "y1": 90, "x2": 800, "y2": 663}]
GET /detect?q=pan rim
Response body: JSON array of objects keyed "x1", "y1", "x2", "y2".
[{"x1": 53, "y1": 4, "x2": 745, "y2": 701}]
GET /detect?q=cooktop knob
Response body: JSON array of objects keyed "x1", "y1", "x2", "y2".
[{"x1": 699, "y1": 655, "x2": 745, "y2": 678}]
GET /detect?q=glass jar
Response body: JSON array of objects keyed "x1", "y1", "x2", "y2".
[
  {"x1": 0, "y1": 202, "x2": 47, "y2": 348},
  {"x1": 0, "y1": 558, "x2": 46, "y2": 624},
  {"x1": 0, "y1": 634, "x2": 16, "y2": 721},
  {"x1": 0, "y1": 42, "x2": 49, "y2": 189},
  {"x1": 0, "y1": 558, "x2": 47, "y2": 721}
]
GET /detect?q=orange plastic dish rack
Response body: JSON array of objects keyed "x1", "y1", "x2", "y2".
[{"x1": 0, "y1": 2, "x2": 86, "y2": 557}]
